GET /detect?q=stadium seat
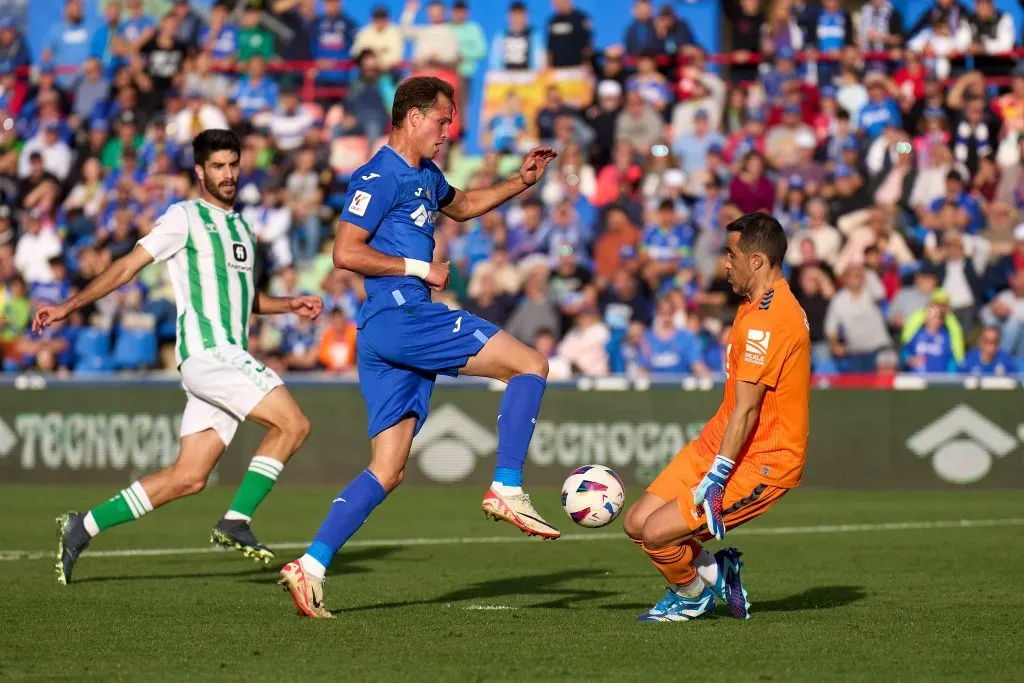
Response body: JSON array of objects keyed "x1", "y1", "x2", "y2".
[
  {"x1": 110, "y1": 327, "x2": 158, "y2": 370},
  {"x1": 73, "y1": 327, "x2": 112, "y2": 372}
]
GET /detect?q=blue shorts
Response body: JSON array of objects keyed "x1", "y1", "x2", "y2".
[{"x1": 357, "y1": 301, "x2": 499, "y2": 439}]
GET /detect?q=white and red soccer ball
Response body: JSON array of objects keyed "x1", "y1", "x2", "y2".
[{"x1": 560, "y1": 465, "x2": 625, "y2": 528}]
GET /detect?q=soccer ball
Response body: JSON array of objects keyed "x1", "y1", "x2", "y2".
[{"x1": 560, "y1": 465, "x2": 625, "y2": 528}]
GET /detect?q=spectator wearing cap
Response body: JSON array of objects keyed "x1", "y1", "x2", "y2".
[
  {"x1": 41, "y1": 0, "x2": 92, "y2": 87},
  {"x1": 198, "y1": 1, "x2": 240, "y2": 61},
  {"x1": 624, "y1": 0, "x2": 660, "y2": 57},
  {"x1": 673, "y1": 109, "x2": 725, "y2": 176},
  {"x1": 825, "y1": 264, "x2": 893, "y2": 372},
  {"x1": 400, "y1": 0, "x2": 459, "y2": 69},
  {"x1": 546, "y1": 0, "x2": 594, "y2": 69},
  {"x1": 119, "y1": 0, "x2": 158, "y2": 55},
  {"x1": 858, "y1": 0, "x2": 904, "y2": 70},
  {"x1": 724, "y1": 0, "x2": 764, "y2": 82},
  {"x1": 967, "y1": 0, "x2": 1017, "y2": 76},
  {"x1": 807, "y1": 0, "x2": 852, "y2": 86},
  {"x1": 626, "y1": 52, "x2": 671, "y2": 113},
  {"x1": 653, "y1": 4, "x2": 697, "y2": 67},
  {"x1": 71, "y1": 58, "x2": 111, "y2": 129},
  {"x1": 584, "y1": 80, "x2": 622, "y2": 169},
  {"x1": 351, "y1": 5, "x2": 404, "y2": 73},
  {"x1": 18, "y1": 122, "x2": 72, "y2": 182},
  {"x1": 902, "y1": 288, "x2": 963, "y2": 373},
  {"x1": 0, "y1": 18, "x2": 29, "y2": 75},
  {"x1": 980, "y1": 268, "x2": 1024, "y2": 358},
  {"x1": 857, "y1": 72, "x2": 901, "y2": 140},
  {"x1": 171, "y1": 90, "x2": 228, "y2": 146},
  {"x1": 960, "y1": 326, "x2": 1018, "y2": 375},
  {"x1": 14, "y1": 209, "x2": 62, "y2": 285},
  {"x1": 766, "y1": 102, "x2": 815, "y2": 170},
  {"x1": 614, "y1": 90, "x2": 663, "y2": 159}
]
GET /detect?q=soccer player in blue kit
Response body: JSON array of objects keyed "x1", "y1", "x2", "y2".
[{"x1": 280, "y1": 77, "x2": 559, "y2": 618}]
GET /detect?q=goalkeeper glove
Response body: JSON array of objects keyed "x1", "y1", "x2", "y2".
[{"x1": 693, "y1": 455, "x2": 734, "y2": 541}]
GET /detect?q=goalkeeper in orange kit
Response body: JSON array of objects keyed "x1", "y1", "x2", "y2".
[{"x1": 623, "y1": 212, "x2": 811, "y2": 622}]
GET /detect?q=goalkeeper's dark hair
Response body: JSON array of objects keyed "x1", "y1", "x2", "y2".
[
  {"x1": 392, "y1": 77, "x2": 455, "y2": 128},
  {"x1": 726, "y1": 212, "x2": 788, "y2": 267},
  {"x1": 193, "y1": 129, "x2": 241, "y2": 167}
]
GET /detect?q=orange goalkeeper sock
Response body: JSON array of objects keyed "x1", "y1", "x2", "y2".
[{"x1": 642, "y1": 540, "x2": 702, "y2": 586}]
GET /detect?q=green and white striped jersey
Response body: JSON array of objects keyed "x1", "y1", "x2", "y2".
[{"x1": 137, "y1": 198, "x2": 257, "y2": 366}]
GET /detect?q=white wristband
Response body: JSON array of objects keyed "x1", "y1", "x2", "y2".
[{"x1": 403, "y1": 258, "x2": 431, "y2": 279}]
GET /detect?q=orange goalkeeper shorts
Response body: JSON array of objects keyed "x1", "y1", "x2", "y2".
[{"x1": 647, "y1": 443, "x2": 789, "y2": 542}]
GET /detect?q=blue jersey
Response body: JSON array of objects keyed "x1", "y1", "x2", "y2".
[
  {"x1": 906, "y1": 327, "x2": 956, "y2": 373},
  {"x1": 639, "y1": 328, "x2": 702, "y2": 374},
  {"x1": 928, "y1": 192, "x2": 984, "y2": 234},
  {"x1": 340, "y1": 146, "x2": 455, "y2": 326},
  {"x1": 233, "y1": 78, "x2": 279, "y2": 118},
  {"x1": 816, "y1": 11, "x2": 848, "y2": 51},
  {"x1": 960, "y1": 349, "x2": 1017, "y2": 376},
  {"x1": 641, "y1": 225, "x2": 693, "y2": 264},
  {"x1": 197, "y1": 24, "x2": 238, "y2": 60},
  {"x1": 858, "y1": 99, "x2": 901, "y2": 139}
]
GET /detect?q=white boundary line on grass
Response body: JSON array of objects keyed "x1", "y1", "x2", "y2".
[{"x1": 3, "y1": 517, "x2": 1023, "y2": 563}]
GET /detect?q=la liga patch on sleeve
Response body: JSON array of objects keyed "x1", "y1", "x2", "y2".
[
  {"x1": 744, "y1": 329, "x2": 770, "y2": 366},
  {"x1": 348, "y1": 190, "x2": 372, "y2": 217}
]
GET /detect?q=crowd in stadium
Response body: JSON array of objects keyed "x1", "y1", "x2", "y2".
[{"x1": 0, "y1": 0, "x2": 1023, "y2": 378}]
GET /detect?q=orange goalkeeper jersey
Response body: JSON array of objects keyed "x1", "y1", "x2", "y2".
[{"x1": 692, "y1": 279, "x2": 811, "y2": 488}]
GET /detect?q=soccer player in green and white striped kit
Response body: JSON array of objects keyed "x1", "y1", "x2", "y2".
[{"x1": 33, "y1": 130, "x2": 323, "y2": 585}]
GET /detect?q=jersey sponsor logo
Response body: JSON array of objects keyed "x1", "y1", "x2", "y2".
[
  {"x1": 410, "y1": 204, "x2": 437, "y2": 228},
  {"x1": 361, "y1": 172, "x2": 381, "y2": 181},
  {"x1": 745, "y1": 329, "x2": 770, "y2": 366},
  {"x1": 348, "y1": 190, "x2": 372, "y2": 217}
]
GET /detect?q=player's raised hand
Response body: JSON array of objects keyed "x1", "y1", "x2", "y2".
[
  {"x1": 693, "y1": 455, "x2": 735, "y2": 541},
  {"x1": 290, "y1": 296, "x2": 324, "y2": 321},
  {"x1": 519, "y1": 147, "x2": 558, "y2": 186},
  {"x1": 425, "y1": 261, "x2": 450, "y2": 291},
  {"x1": 32, "y1": 303, "x2": 70, "y2": 334}
]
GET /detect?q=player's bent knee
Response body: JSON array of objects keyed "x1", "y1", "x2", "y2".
[
  {"x1": 173, "y1": 468, "x2": 209, "y2": 497},
  {"x1": 640, "y1": 520, "x2": 672, "y2": 551},
  {"x1": 369, "y1": 465, "x2": 405, "y2": 493},
  {"x1": 622, "y1": 505, "x2": 646, "y2": 541}
]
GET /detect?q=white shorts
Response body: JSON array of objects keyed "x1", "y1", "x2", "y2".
[{"x1": 179, "y1": 346, "x2": 284, "y2": 446}]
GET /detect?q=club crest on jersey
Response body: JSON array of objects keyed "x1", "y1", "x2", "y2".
[
  {"x1": 232, "y1": 243, "x2": 248, "y2": 262},
  {"x1": 745, "y1": 329, "x2": 770, "y2": 366}
]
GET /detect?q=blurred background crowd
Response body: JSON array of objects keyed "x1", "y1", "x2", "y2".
[{"x1": 0, "y1": 0, "x2": 1023, "y2": 379}]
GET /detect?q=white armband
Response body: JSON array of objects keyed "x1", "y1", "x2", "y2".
[{"x1": 403, "y1": 258, "x2": 431, "y2": 279}]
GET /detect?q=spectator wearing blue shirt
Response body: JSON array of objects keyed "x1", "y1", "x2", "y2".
[
  {"x1": 41, "y1": 0, "x2": 93, "y2": 87},
  {"x1": 922, "y1": 171, "x2": 984, "y2": 235},
  {"x1": 506, "y1": 198, "x2": 546, "y2": 261},
  {"x1": 626, "y1": 53, "x2": 672, "y2": 114},
  {"x1": 198, "y1": 1, "x2": 239, "y2": 60},
  {"x1": 624, "y1": 0, "x2": 660, "y2": 57},
  {"x1": 281, "y1": 318, "x2": 321, "y2": 371},
  {"x1": 315, "y1": 0, "x2": 358, "y2": 84},
  {"x1": 858, "y1": 73, "x2": 901, "y2": 139},
  {"x1": 640, "y1": 199, "x2": 694, "y2": 286},
  {"x1": 233, "y1": 56, "x2": 280, "y2": 119},
  {"x1": 91, "y1": 0, "x2": 126, "y2": 77},
  {"x1": 118, "y1": 0, "x2": 157, "y2": 55},
  {"x1": 637, "y1": 299, "x2": 706, "y2": 375},
  {"x1": 535, "y1": 200, "x2": 590, "y2": 265},
  {"x1": 486, "y1": 93, "x2": 527, "y2": 153},
  {"x1": 810, "y1": 0, "x2": 852, "y2": 85},
  {"x1": 673, "y1": 109, "x2": 725, "y2": 175},
  {"x1": 903, "y1": 314, "x2": 958, "y2": 373},
  {"x1": 960, "y1": 327, "x2": 1018, "y2": 376},
  {"x1": 0, "y1": 19, "x2": 30, "y2": 75}
]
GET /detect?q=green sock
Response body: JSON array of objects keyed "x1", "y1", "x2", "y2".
[
  {"x1": 224, "y1": 456, "x2": 284, "y2": 521},
  {"x1": 87, "y1": 482, "x2": 153, "y2": 534}
]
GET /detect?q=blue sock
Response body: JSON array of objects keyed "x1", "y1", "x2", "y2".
[
  {"x1": 305, "y1": 469, "x2": 387, "y2": 569},
  {"x1": 493, "y1": 373, "x2": 546, "y2": 487}
]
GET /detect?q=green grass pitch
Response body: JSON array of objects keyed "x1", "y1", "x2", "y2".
[{"x1": 1, "y1": 487, "x2": 1022, "y2": 682}]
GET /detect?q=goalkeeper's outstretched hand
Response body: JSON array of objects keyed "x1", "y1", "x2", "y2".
[{"x1": 693, "y1": 455, "x2": 734, "y2": 541}]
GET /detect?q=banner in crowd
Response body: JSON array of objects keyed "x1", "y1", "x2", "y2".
[
  {"x1": 2, "y1": 384, "x2": 1024, "y2": 489},
  {"x1": 478, "y1": 68, "x2": 595, "y2": 149}
]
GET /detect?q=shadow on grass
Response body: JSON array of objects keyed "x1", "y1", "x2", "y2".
[
  {"x1": 74, "y1": 547, "x2": 402, "y2": 584},
  {"x1": 599, "y1": 585, "x2": 866, "y2": 615},
  {"x1": 338, "y1": 568, "x2": 618, "y2": 614}
]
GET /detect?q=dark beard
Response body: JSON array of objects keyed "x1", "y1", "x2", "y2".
[{"x1": 204, "y1": 175, "x2": 236, "y2": 206}]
